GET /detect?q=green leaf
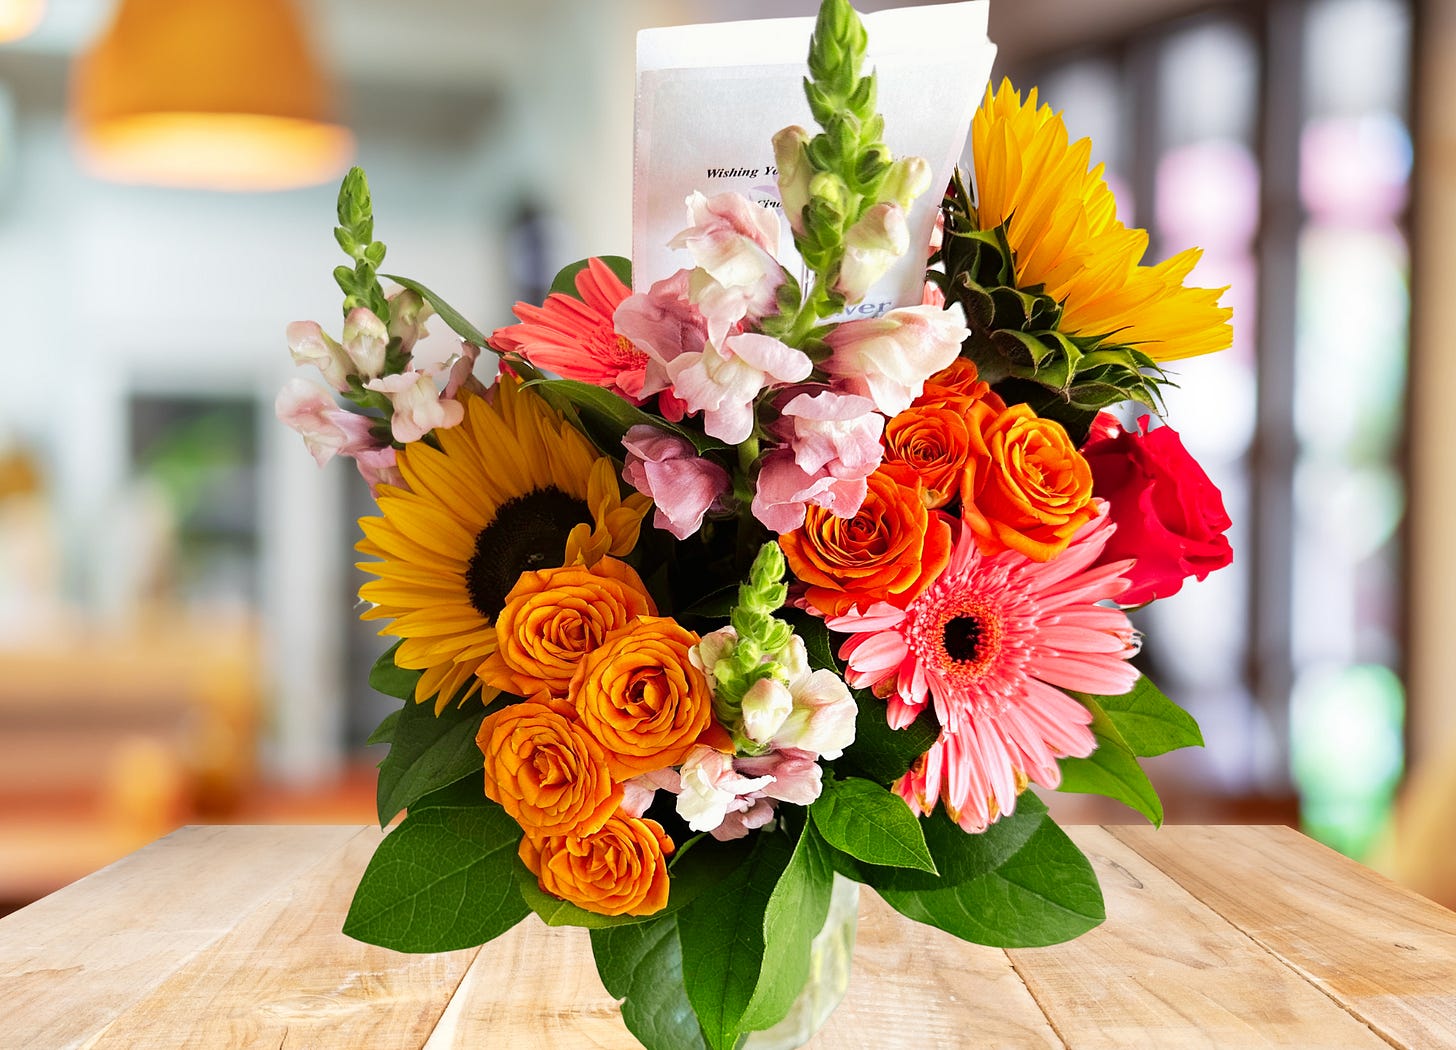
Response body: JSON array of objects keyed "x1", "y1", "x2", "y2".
[
  {"x1": 740, "y1": 823, "x2": 836, "y2": 1031},
  {"x1": 811, "y1": 777, "x2": 936, "y2": 873},
  {"x1": 342, "y1": 797, "x2": 530, "y2": 952},
  {"x1": 369, "y1": 641, "x2": 421, "y2": 702},
  {"x1": 862, "y1": 792, "x2": 1047, "y2": 893},
  {"x1": 1058, "y1": 696, "x2": 1164, "y2": 825},
  {"x1": 593, "y1": 916, "x2": 710, "y2": 1050},
  {"x1": 548, "y1": 256, "x2": 633, "y2": 298},
  {"x1": 381, "y1": 274, "x2": 493, "y2": 347},
  {"x1": 375, "y1": 690, "x2": 486, "y2": 827},
  {"x1": 875, "y1": 815, "x2": 1105, "y2": 947},
  {"x1": 366, "y1": 708, "x2": 400, "y2": 747},
  {"x1": 523, "y1": 377, "x2": 726, "y2": 456},
  {"x1": 676, "y1": 831, "x2": 793, "y2": 1050},
  {"x1": 1078, "y1": 676, "x2": 1203, "y2": 757},
  {"x1": 838, "y1": 694, "x2": 939, "y2": 785}
]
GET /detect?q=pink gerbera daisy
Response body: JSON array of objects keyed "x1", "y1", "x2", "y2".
[
  {"x1": 490, "y1": 257, "x2": 649, "y2": 401},
  {"x1": 827, "y1": 508, "x2": 1140, "y2": 832}
]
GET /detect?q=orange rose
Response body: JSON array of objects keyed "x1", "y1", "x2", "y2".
[
  {"x1": 479, "y1": 557, "x2": 656, "y2": 697},
  {"x1": 570, "y1": 617, "x2": 713, "y2": 777},
  {"x1": 881, "y1": 404, "x2": 974, "y2": 508},
  {"x1": 780, "y1": 463, "x2": 952, "y2": 616},
  {"x1": 519, "y1": 811, "x2": 674, "y2": 916},
  {"x1": 477, "y1": 700, "x2": 620, "y2": 836},
  {"x1": 916, "y1": 358, "x2": 1006, "y2": 409},
  {"x1": 960, "y1": 402, "x2": 1096, "y2": 560}
]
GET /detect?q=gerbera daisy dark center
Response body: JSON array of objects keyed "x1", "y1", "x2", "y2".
[
  {"x1": 465, "y1": 487, "x2": 591, "y2": 620},
  {"x1": 943, "y1": 615, "x2": 984, "y2": 663}
]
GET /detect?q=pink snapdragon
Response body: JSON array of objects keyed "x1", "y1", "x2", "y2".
[
  {"x1": 835, "y1": 202, "x2": 910, "y2": 303},
  {"x1": 614, "y1": 269, "x2": 707, "y2": 400},
  {"x1": 275, "y1": 379, "x2": 377, "y2": 466},
  {"x1": 670, "y1": 332, "x2": 812, "y2": 444},
  {"x1": 365, "y1": 370, "x2": 465, "y2": 444},
  {"x1": 353, "y1": 446, "x2": 405, "y2": 493},
  {"x1": 751, "y1": 390, "x2": 883, "y2": 533},
  {"x1": 341, "y1": 307, "x2": 388, "y2": 380},
  {"x1": 621, "y1": 425, "x2": 733, "y2": 540},
  {"x1": 822, "y1": 303, "x2": 970, "y2": 416},
  {"x1": 387, "y1": 288, "x2": 432, "y2": 356},
  {"x1": 670, "y1": 191, "x2": 786, "y2": 346},
  {"x1": 286, "y1": 322, "x2": 352, "y2": 392}
]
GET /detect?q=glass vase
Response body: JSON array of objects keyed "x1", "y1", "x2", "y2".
[{"x1": 741, "y1": 874, "x2": 859, "y2": 1050}]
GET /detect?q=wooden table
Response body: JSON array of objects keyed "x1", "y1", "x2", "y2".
[{"x1": 3, "y1": 825, "x2": 1454, "y2": 1048}]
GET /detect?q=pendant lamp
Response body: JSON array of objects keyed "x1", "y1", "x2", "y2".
[
  {"x1": 71, "y1": 0, "x2": 353, "y2": 192},
  {"x1": 0, "y1": 0, "x2": 45, "y2": 43}
]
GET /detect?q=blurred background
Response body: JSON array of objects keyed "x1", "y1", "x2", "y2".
[{"x1": 1, "y1": 0, "x2": 1451, "y2": 915}]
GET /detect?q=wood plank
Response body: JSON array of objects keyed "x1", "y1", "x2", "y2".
[
  {"x1": 812, "y1": 891, "x2": 1062, "y2": 1049},
  {"x1": 87, "y1": 826, "x2": 476, "y2": 1049},
  {"x1": 1004, "y1": 826, "x2": 1390, "y2": 1048},
  {"x1": 1113, "y1": 824, "x2": 1456, "y2": 1050},
  {"x1": 422, "y1": 913, "x2": 636, "y2": 1050},
  {"x1": 426, "y1": 883, "x2": 1062, "y2": 1049},
  {"x1": 0, "y1": 824, "x2": 359, "y2": 1050}
]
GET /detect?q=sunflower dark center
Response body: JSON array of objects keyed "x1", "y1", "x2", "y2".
[
  {"x1": 943, "y1": 615, "x2": 983, "y2": 663},
  {"x1": 465, "y1": 487, "x2": 591, "y2": 620}
]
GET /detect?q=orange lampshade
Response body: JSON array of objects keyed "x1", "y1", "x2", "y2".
[
  {"x1": 0, "y1": 0, "x2": 45, "y2": 43},
  {"x1": 71, "y1": 0, "x2": 353, "y2": 192}
]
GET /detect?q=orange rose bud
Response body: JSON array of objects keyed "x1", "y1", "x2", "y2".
[
  {"x1": 882, "y1": 403, "x2": 974, "y2": 508},
  {"x1": 477, "y1": 701, "x2": 621, "y2": 836},
  {"x1": 570, "y1": 617, "x2": 713, "y2": 778},
  {"x1": 780, "y1": 463, "x2": 952, "y2": 616},
  {"x1": 960, "y1": 402, "x2": 1097, "y2": 561},
  {"x1": 915, "y1": 357, "x2": 1006, "y2": 410},
  {"x1": 518, "y1": 812, "x2": 674, "y2": 917},
  {"x1": 479, "y1": 557, "x2": 656, "y2": 698}
]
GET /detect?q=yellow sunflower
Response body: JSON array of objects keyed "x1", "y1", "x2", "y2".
[
  {"x1": 356, "y1": 375, "x2": 651, "y2": 712},
  {"x1": 972, "y1": 79, "x2": 1232, "y2": 361}
]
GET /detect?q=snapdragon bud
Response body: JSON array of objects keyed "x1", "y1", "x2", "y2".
[
  {"x1": 773, "y1": 126, "x2": 814, "y2": 236},
  {"x1": 879, "y1": 155, "x2": 932, "y2": 209}
]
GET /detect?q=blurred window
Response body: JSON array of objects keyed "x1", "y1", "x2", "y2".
[{"x1": 1018, "y1": 0, "x2": 1413, "y2": 857}]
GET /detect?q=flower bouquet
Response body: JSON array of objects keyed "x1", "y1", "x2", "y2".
[{"x1": 278, "y1": 2, "x2": 1233, "y2": 1047}]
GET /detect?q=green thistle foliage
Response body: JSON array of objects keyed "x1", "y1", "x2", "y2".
[
  {"x1": 333, "y1": 167, "x2": 391, "y2": 324},
  {"x1": 935, "y1": 171, "x2": 1168, "y2": 444}
]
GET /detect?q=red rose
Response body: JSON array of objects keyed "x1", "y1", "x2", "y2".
[{"x1": 1081, "y1": 414, "x2": 1233, "y2": 605}]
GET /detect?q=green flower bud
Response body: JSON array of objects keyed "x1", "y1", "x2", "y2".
[
  {"x1": 773, "y1": 126, "x2": 815, "y2": 237},
  {"x1": 879, "y1": 155, "x2": 933, "y2": 209}
]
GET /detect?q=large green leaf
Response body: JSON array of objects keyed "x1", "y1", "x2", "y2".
[
  {"x1": 1058, "y1": 696, "x2": 1164, "y2": 825},
  {"x1": 811, "y1": 777, "x2": 936, "y2": 873},
  {"x1": 548, "y1": 256, "x2": 633, "y2": 298},
  {"x1": 676, "y1": 831, "x2": 793, "y2": 1050},
  {"x1": 342, "y1": 786, "x2": 529, "y2": 952},
  {"x1": 592, "y1": 916, "x2": 709, "y2": 1050},
  {"x1": 366, "y1": 708, "x2": 400, "y2": 747},
  {"x1": 375, "y1": 687, "x2": 486, "y2": 827},
  {"x1": 875, "y1": 816, "x2": 1105, "y2": 947},
  {"x1": 1078, "y1": 676, "x2": 1203, "y2": 757},
  {"x1": 380, "y1": 274, "x2": 492, "y2": 347},
  {"x1": 368, "y1": 641, "x2": 421, "y2": 702},
  {"x1": 739, "y1": 823, "x2": 836, "y2": 1032},
  {"x1": 862, "y1": 792, "x2": 1047, "y2": 893}
]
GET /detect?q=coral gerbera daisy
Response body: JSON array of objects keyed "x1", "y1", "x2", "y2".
[
  {"x1": 828, "y1": 508, "x2": 1140, "y2": 831},
  {"x1": 972, "y1": 80, "x2": 1232, "y2": 361},
  {"x1": 490, "y1": 257, "x2": 649, "y2": 401},
  {"x1": 356, "y1": 375, "x2": 651, "y2": 712}
]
